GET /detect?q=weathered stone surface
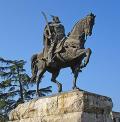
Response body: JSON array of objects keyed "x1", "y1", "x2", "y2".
[
  {"x1": 112, "y1": 112, "x2": 120, "y2": 122},
  {"x1": 9, "y1": 89, "x2": 114, "y2": 122}
]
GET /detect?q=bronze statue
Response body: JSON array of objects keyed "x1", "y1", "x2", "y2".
[
  {"x1": 31, "y1": 13, "x2": 96, "y2": 96},
  {"x1": 42, "y1": 13, "x2": 65, "y2": 64}
]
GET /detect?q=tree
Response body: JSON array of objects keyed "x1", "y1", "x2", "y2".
[{"x1": 0, "y1": 57, "x2": 52, "y2": 121}]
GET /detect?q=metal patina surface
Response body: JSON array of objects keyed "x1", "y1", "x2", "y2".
[{"x1": 30, "y1": 13, "x2": 96, "y2": 95}]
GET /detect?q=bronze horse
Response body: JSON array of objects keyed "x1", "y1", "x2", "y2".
[{"x1": 31, "y1": 13, "x2": 95, "y2": 96}]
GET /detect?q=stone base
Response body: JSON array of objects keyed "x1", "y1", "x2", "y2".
[
  {"x1": 112, "y1": 112, "x2": 120, "y2": 122},
  {"x1": 9, "y1": 89, "x2": 114, "y2": 122}
]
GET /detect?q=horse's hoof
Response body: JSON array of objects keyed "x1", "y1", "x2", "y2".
[
  {"x1": 58, "y1": 84, "x2": 62, "y2": 93},
  {"x1": 80, "y1": 63, "x2": 86, "y2": 68},
  {"x1": 58, "y1": 88, "x2": 62, "y2": 93},
  {"x1": 36, "y1": 91, "x2": 40, "y2": 97},
  {"x1": 72, "y1": 86, "x2": 79, "y2": 90}
]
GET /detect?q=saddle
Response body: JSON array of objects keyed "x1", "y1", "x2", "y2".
[
  {"x1": 43, "y1": 37, "x2": 83, "y2": 62},
  {"x1": 44, "y1": 36, "x2": 82, "y2": 57}
]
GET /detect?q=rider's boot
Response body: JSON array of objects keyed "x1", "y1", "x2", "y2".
[{"x1": 47, "y1": 53, "x2": 53, "y2": 66}]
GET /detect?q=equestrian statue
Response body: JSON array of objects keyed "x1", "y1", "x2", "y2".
[{"x1": 31, "y1": 12, "x2": 96, "y2": 96}]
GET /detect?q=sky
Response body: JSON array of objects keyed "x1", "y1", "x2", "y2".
[{"x1": 0, "y1": 0, "x2": 120, "y2": 112}]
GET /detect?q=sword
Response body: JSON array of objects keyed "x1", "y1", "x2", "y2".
[{"x1": 41, "y1": 11, "x2": 51, "y2": 37}]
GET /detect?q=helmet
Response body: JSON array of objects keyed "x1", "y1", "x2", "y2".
[{"x1": 51, "y1": 16, "x2": 61, "y2": 23}]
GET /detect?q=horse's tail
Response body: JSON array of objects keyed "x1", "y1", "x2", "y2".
[
  {"x1": 31, "y1": 54, "x2": 37, "y2": 69},
  {"x1": 31, "y1": 54, "x2": 38, "y2": 82}
]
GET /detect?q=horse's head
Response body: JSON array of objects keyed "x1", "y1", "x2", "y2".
[
  {"x1": 68, "y1": 13, "x2": 96, "y2": 40},
  {"x1": 84, "y1": 13, "x2": 96, "y2": 36}
]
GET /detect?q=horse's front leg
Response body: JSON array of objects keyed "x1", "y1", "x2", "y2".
[
  {"x1": 81, "y1": 48, "x2": 92, "y2": 68},
  {"x1": 84, "y1": 48, "x2": 92, "y2": 66}
]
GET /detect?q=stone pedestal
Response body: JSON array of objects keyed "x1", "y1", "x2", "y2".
[
  {"x1": 112, "y1": 112, "x2": 120, "y2": 122},
  {"x1": 9, "y1": 89, "x2": 113, "y2": 122}
]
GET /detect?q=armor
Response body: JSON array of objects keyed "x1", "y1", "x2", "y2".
[{"x1": 44, "y1": 16, "x2": 65, "y2": 64}]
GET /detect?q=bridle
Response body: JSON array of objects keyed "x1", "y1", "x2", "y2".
[{"x1": 69, "y1": 16, "x2": 93, "y2": 40}]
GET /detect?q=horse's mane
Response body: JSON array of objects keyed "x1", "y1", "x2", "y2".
[{"x1": 69, "y1": 17, "x2": 87, "y2": 35}]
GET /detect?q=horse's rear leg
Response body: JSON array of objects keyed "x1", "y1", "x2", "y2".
[
  {"x1": 51, "y1": 70, "x2": 62, "y2": 92},
  {"x1": 36, "y1": 69, "x2": 46, "y2": 97},
  {"x1": 71, "y1": 66, "x2": 80, "y2": 90}
]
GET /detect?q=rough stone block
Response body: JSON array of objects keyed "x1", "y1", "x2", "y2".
[{"x1": 9, "y1": 89, "x2": 114, "y2": 122}]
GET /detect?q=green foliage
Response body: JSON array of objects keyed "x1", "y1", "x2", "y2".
[{"x1": 0, "y1": 57, "x2": 52, "y2": 121}]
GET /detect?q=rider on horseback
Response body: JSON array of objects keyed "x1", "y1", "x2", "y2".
[
  {"x1": 31, "y1": 13, "x2": 95, "y2": 94},
  {"x1": 43, "y1": 15, "x2": 65, "y2": 65}
]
